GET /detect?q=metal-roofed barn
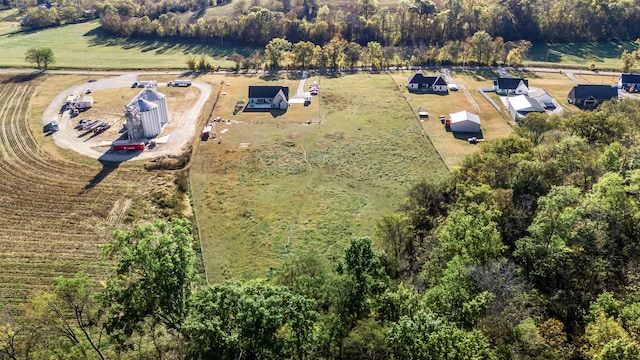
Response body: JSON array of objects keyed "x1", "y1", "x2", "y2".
[
  {"x1": 449, "y1": 111, "x2": 481, "y2": 133},
  {"x1": 142, "y1": 88, "x2": 169, "y2": 125}
]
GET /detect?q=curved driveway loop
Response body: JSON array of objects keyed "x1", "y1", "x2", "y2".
[{"x1": 41, "y1": 74, "x2": 211, "y2": 162}]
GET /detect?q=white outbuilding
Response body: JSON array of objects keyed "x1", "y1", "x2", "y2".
[{"x1": 449, "y1": 111, "x2": 481, "y2": 133}]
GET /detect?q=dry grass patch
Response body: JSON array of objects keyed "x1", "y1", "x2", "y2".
[
  {"x1": 190, "y1": 72, "x2": 449, "y2": 282},
  {"x1": 390, "y1": 70, "x2": 513, "y2": 169}
]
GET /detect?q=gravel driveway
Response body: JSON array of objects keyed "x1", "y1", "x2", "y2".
[{"x1": 41, "y1": 74, "x2": 212, "y2": 162}]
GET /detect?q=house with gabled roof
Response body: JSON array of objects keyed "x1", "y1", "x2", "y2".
[
  {"x1": 248, "y1": 86, "x2": 290, "y2": 110},
  {"x1": 406, "y1": 72, "x2": 448, "y2": 94},
  {"x1": 618, "y1": 73, "x2": 640, "y2": 92},
  {"x1": 507, "y1": 95, "x2": 546, "y2": 121},
  {"x1": 494, "y1": 78, "x2": 529, "y2": 96},
  {"x1": 567, "y1": 84, "x2": 618, "y2": 109}
]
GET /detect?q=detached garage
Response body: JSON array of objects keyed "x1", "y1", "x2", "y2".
[{"x1": 449, "y1": 111, "x2": 481, "y2": 133}]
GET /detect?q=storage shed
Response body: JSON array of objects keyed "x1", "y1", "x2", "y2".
[{"x1": 449, "y1": 111, "x2": 481, "y2": 133}]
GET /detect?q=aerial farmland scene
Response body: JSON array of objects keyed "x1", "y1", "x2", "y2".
[{"x1": 4, "y1": 0, "x2": 640, "y2": 359}]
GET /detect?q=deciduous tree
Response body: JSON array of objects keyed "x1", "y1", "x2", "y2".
[
  {"x1": 99, "y1": 219, "x2": 198, "y2": 346},
  {"x1": 25, "y1": 47, "x2": 55, "y2": 71}
]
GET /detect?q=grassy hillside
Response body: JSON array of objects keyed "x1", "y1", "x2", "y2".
[
  {"x1": 0, "y1": 20, "x2": 243, "y2": 70},
  {"x1": 525, "y1": 42, "x2": 637, "y2": 70}
]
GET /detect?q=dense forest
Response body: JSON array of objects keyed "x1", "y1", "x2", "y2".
[
  {"x1": 5, "y1": 97, "x2": 640, "y2": 358},
  {"x1": 11, "y1": 0, "x2": 640, "y2": 48}
]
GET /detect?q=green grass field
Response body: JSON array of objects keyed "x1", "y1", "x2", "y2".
[
  {"x1": 526, "y1": 42, "x2": 637, "y2": 70},
  {"x1": 0, "y1": 20, "x2": 244, "y2": 70},
  {"x1": 1, "y1": 10, "x2": 636, "y2": 71},
  {"x1": 190, "y1": 72, "x2": 450, "y2": 282}
]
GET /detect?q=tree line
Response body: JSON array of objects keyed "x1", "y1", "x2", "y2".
[
  {"x1": 187, "y1": 34, "x2": 531, "y2": 72},
  {"x1": 6, "y1": 96, "x2": 640, "y2": 358},
  {"x1": 16, "y1": 0, "x2": 640, "y2": 48}
]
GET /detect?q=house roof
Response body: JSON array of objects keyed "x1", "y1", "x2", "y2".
[
  {"x1": 450, "y1": 110, "x2": 481, "y2": 125},
  {"x1": 528, "y1": 88, "x2": 551, "y2": 99},
  {"x1": 620, "y1": 73, "x2": 640, "y2": 83},
  {"x1": 569, "y1": 84, "x2": 618, "y2": 100},
  {"x1": 408, "y1": 72, "x2": 448, "y2": 86},
  {"x1": 248, "y1": 86, "x2": 289, "y2": 99},
  {"x1": 508, "y1": 95, "x2": 545, "y2": 112},
  {"x1": 495, "y1": 78, "x2": 529, "y2": 90}
]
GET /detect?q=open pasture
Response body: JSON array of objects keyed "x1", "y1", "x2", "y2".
[
  {"x1": 0, "y1": 20, "x2": 238, "y2": 69},
  {"x1": 190, "y1": 72, "x2": 449, "y2": 282},
  {"x1": 526, "y1": 42, "x2": 634, "y2": 69},
  {"x1": 0, "y1": 74, "x2": 173, "y2": 311}
]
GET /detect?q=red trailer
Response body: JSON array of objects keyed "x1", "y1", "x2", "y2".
[
  {"x1": 201, "y1": 125, "x2": 212, "y2": 141},
  {"x1": 112, "y1": 142, "x2": 145, "y2": 152}
]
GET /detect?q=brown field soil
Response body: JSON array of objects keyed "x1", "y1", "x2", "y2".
[
  {"x1": 0, "y1": 74, "x2": 181, "y2": 312},
  {"x1": 190, "y1": 72, "x2": 450, "y2": 282}
]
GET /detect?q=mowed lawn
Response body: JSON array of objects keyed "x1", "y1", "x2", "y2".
[
  {"x1": 0, "y1": 20, "x2": 238, "y2": 69},
  {"x1": 190, "y1": 72, "x2": 450, "y2": 282}
]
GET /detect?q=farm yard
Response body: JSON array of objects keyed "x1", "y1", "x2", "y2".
[
  {"x1": 0, "y1": 67, "x2": 626, "y2": 307},
  {"x1": 391, "y1": 70, "x2": 515, "y2": 167},
  {"x1": 190, "y1": 73, "x2": 450, "y2": 282},
  {"x1": 0, "y1": 74, "x2": 180, "y2": 312}
]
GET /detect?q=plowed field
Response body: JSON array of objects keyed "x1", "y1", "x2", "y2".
[{"x1": 0, "y1": 76, "x2": 162, "y2": 311}]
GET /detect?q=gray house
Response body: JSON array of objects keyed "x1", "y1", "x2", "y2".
[{"x1": 567, "y1": 84, "x2": 618, "y2": 109}]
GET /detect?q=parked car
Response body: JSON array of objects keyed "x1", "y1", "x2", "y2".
[{"x1": 85, "y1": 89, "x2": 92, "y2": 94}]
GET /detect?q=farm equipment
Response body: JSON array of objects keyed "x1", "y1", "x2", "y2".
[
  {"x1": 93, "y1": 122, "x2": 111, "y2": 135},
  {"x1": 201, "y1": 125, "x2": 212, "y2": 141},
  {"x1": 234, "y1": 100, "x2": 245, "y2": 115},
  {"x1": 79, "y1": 119, "x2": 98, "y2": 130}
]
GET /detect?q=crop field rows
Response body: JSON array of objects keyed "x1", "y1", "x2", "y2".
[{"x1": 0, "y1": 78, "x2": 150, "y2": 312}]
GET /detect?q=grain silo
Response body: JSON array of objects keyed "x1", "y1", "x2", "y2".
[
  {"x1": 124, "y1": 104, "x2": 144, "y2": 142},
  {"x1": 137, "y1": 98, "x2": 162, "y2": 138},
  {"x1": 142, "y1": 88, "x2": 169, "y2": 125}
]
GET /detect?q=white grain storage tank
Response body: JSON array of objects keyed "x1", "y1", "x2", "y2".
[
  {"x1": 142, "y1": 88, "x2": 169, "y2": 125},
  {"x1": 137, "y1": 98, "x2": 162, "y2": 138}
]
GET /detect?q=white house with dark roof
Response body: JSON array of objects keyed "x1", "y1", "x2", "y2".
[
  {"x1": 494, "y1": 77, "x2": 529, "y2": 96},
  {"x1": 407, "y1": 72, "x2": 449, "y2": 93},
  {"x1": 618, "y1": 73, "x2": 640, "y2": 92},
  {"x1": 507, "y1": 95, "x2": 546, "y2": 121},
  {"x1": 248, "y1": 86, "x2": 290, "y2": 110}
]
